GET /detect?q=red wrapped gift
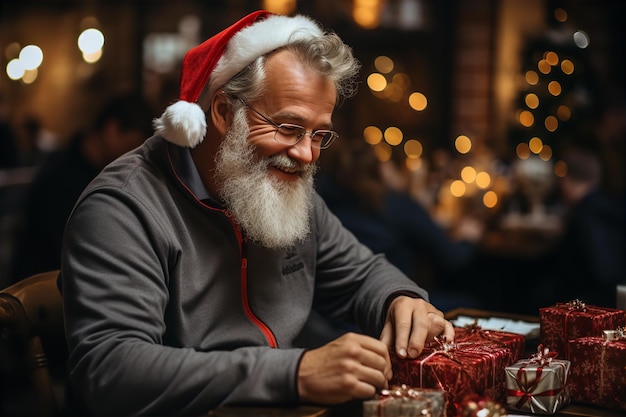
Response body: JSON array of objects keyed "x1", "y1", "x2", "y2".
[
  {"x1": 505, "y1": 345, "x2": 570, "y2": 414},
  {"x1": 567, "y1": 328, "x2": 626, "y2": 411},
  {"x1": 455, "y1": 322, "x2": 526, "y2": 362},
  {"x1": 539, "y1": 300, "x2": 626, "y2": 357},
  {"x1": 390, "y1": 337, "x2": 514, "y2": 417}
]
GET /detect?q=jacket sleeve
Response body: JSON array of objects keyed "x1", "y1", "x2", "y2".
[
  {"x1": 309, "y1": 193, "x2": 429, "y2": 337},
  {"x1": 61, "y1": 190, "x2": 304, "y2": 416}
]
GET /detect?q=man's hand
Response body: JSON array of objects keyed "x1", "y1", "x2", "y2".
[
  {"x1": 379, "y1": 296, "x2": 454, "y2": 359},
  {"x1": 297, "y1": 332, "x2": 392, "y2": 404}
]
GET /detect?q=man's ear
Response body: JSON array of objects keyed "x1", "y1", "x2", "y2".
[{"x1": 210, "y1": 91, "x2": 232, "y2": 137}]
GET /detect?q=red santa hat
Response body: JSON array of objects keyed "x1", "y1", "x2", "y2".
[{"x1": 154, "y1": 10, "x2": 324, "y2": 148}]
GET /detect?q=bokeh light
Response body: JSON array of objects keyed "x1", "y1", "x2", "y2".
[
  {"x1": 363, "y1": 125, "x2": 383, "y2": 145},
  {"x1": 455, "y1": 135, "x2": 472, "y2": 154},
  {"x1": 404, "y1": 139, "x2": 423, "y2": 158},
  {"x1": 483, "y1": 191, "x2": 498, "y2": 208},
  {"x1": 374, "y1": 55, "x2": 394, "y2": 73},
  {"x1": 408, "y1": 92, "x2": 427, "y2": 111},
  {"x1": 367, "y1": 73, "x2": 387, "y2": 92},
  {"x1": 384, "y1": 126, "x2": 403, "y2": 146}
]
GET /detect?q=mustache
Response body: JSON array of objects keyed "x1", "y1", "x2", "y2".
[{"x1": 265, "y1": 154, "x2": 317, "y2": 176}]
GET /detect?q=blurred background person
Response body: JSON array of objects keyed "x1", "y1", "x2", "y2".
[
  {"x1": 529, "y1": 146, "x2": 625, "y2": 310},
  {"x1": 317, "y1": 138, "x2": 484, "y2": 312},
  {"x1": 8, "y1": 93, "x2": 155, "y2": 284}
]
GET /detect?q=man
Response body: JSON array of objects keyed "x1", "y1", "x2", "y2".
[{"x1": 61, "y1": 10, "x2": 453, "y2": 416}]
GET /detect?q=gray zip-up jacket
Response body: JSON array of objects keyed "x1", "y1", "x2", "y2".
[{"x1": 61, "y1": 135, "x2": 428, "y2": 416}]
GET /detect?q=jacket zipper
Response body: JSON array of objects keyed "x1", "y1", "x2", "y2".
[
  {"x1": 167, "y1": 145, "x2": 278, "y2": 348},
  {"x1": 230, "y1": 214, "x2": 278, "y2": 348}
]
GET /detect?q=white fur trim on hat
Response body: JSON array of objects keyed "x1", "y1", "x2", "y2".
[
  {"x1": 152, "y1": 100, "x2": 207, "y2": 148},
  {"x1": 207, "y1": 14, "x2": 323, "y2": 100}
]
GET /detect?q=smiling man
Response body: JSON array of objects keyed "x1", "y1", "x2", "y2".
[{"x1": 60, "y1": 10, "x2": 453, "y2": 416}]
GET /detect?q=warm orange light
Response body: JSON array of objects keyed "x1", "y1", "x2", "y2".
[
  {"x1": 367, "y1": 73, "x2": 387, "y2": 92},
  {"x1": 374, "y1": 55, "x2": 394, "y2": 73},
  {"x1": 538, "y1": 59, "x2": 551, "y2": 74},
  {"x1": 405, "y1": 157, "x2": 422, "y2": 171},
  {"x1": 404, "y1": 139, "x2": 423, "y2": 158},
  {"x1": 525, "y1": 93, "x2": 539, "y2": 109},
  {"x1": 554, "y1": 160, "x2": 567, "y2": 177},
  {"x1": 519, "y1": 110, "x2": 534, "y2": 127},
  {"x1": 373, "y1": 142, "x2": 392, "y2": 161},
  {"x1": 561, "y1": 59, "x2": 574, "y2": 75},
  {"x1": 545, "y1": 51, "x2": 559, "y2": 66},
  {"x1": 545, "y1": 116, "x2": 558, "y2": 132},
  {"x1": 409, "y1": 92, "x2": 427, "y2": 111},
  {"x1": 557, "y1": 105, "x2": 571, "y2": 121},
  {"x1": 461, "y1": 166, "x2": 477, "y2": 183},
  {"x1": 554, "y1": 8, "x2": 568, "y2": 23},
  {"x1": 516, "y1": 143, "x2": 530, "y2": 159},
  {"x1": 525, "y1": 70, "x2": 539, "y2": 85},
  {"x1": 483, "y1": 191, "x2": 498, "y2": 208},
  {"x1": 455, "y1": 135, "x2": 472, "y2": 154},
  {"x1": 529, "y1": 137, "x2": 543, "y2": 154},
  {"x1": 450, "y1": 180, "x2": 466, "y2": 197},
  {"x1": 476, "y1": 172, "x2": 491, "y2": 189},
  {"x1": 363, "y1": 125, "x2": 383, "y2": 145},
  {"x1": 548, "y1": 81, "x2": 562, "y2": 96},
  {"x1": 539, "y1": 145, "x2": 553, "y2": 161},
  {"x1": 384, "y1": 127, "x2": 403, "y2": 146}
]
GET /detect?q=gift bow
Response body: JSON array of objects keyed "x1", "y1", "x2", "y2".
[
  {"x1": 508, "y1": 345, "x2": 563, "y2": 410},
  {"x1": 379, "y1": 384, "x2": 422, "y2": 400},
  {"x1": 557, "y1": 299, "x2": 587, "y2": 311},
  {"x1": 528, "y1": 344, "x2": 558, "y2": 366},
  {"x1": 602, "y1": 326, "x2": 626, "y2": 341}
]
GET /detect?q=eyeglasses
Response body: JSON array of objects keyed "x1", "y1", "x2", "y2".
[{"x1": 237, "y1": 98, "x2": 338, "y2": 149}]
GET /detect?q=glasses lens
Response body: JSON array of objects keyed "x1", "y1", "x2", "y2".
[
  {"x1": 312, "y1": 131, "x2": 336, "y2": 149},
  {"x1": 276, "y1": 124, "x2": 306, "y2": 144},
  {"x1": 275, "y1": 124, "x2": 337, "y2": 149}
]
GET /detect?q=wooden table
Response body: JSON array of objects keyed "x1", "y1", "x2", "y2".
[{"x1": 208, "y1": 402, "x2": 623, "y2": 417}]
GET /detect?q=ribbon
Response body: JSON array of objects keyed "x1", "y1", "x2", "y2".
[
  {"x1": 528, "y1": 344, "x2": 558, "y2": 366},
  {"x1": 416, "y1": 335, "x2": 502, "y2": 408},
  {"x1": 603, "y1": 326, "x2": 626, "y2": 341},
  {"x1": 379, "y1": 384, "x2": 423, "y2": 400},
  {"x1": 557, "y1": 299, "x2": 587, "y2": 311},
  {"x1": 507, "y1": 345, "x2": 569, "y2": 412},
  {"x1": 552, "y1": 299, "x2": 611, "y2": 356}
]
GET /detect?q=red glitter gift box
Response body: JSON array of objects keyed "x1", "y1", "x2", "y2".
[
  {"x1": 539, "y1": 300, "x2": 626, "y2": 357},
  {"x1": 454, "y1": 322, "x2": 526, "y2": 362},
  {"x1": 567, "y1": 329, "x2": 626, "y2": 411},
  {"x1": 390, "y1": 337, "x2": 515, "y2": 417}
]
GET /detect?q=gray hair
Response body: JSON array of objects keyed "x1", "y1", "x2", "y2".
[{"x1": 221, "y1": 32, "x2": 361, "y2": 107}]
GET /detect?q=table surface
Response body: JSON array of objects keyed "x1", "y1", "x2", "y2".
[
  {"x1": 209, "y1": 308, "x2": 625, "y2": 417},
  {"x1": 208, "y1": 402, "x2": 624, "y2": 417}
]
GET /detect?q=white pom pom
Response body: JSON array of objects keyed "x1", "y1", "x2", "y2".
[{"x1": 153, "y1": 101, "x2": 207, "y2": 148}]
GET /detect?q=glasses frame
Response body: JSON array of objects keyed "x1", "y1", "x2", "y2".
[{"x1": 237, "y1": 98, "x2": 338, "y2": 150}]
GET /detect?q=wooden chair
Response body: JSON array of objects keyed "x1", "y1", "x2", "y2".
[{"x1": 0, "y1": 270, "x2": 64, "y2": 416}]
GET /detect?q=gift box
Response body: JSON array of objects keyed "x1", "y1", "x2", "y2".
[
  {"x1": 390, "y1": 337, "x2": 514, "y2": 417},
  {"x1": 567, "y1": 328, "x2": 626, "y2": 411},
  {"x1": 539, "y1": 300, "x2": 626, "y2": 357},
  {"x1": 363, "y1": 384, "x2": 446, "y2": 417},
  {"x1": 505, "y1": 344, "x2": 570, "y2": 414},
  {"x1": 455, "y1": 322, "x2": 526, "y2": 362}
]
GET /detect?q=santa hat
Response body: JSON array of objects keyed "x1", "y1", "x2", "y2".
[{"x1": 153, "y1": 10, "x2": 324, "y2": 148}]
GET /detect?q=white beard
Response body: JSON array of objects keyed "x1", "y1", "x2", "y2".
[{"x1": 214, "y1": 106, "x2": 317, "y2": 249}]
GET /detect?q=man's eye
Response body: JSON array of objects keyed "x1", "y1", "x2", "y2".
[{"x1": 278, "y1": 125, "x2": 304, "y2": 136}]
